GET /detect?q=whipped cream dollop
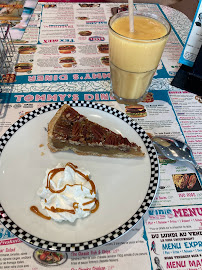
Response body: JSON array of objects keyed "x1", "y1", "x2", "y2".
[{"x1": 37, "y1": 162, "x2": 99, "y2": 223}]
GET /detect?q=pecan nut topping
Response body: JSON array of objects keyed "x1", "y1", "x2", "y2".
[
  {"x1": 91, "y1": 125, "x2": 105, "y2": 140},
  {"x1": 72, "y1": 122, "x2": 81, "y2": 137},
  {"x1": 65, "y1": 107, "x2": 84, "y2": 122},
  {"x1": 48, "y1": 104, "x2": 144, "y2": 157},
  {"x1": 105, "y1": 134, "x2": 118, "y2": 146}
]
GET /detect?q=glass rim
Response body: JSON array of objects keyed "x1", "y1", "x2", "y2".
[{"x1": 108, "y1": 11, "x2": 171, "y2": 42}]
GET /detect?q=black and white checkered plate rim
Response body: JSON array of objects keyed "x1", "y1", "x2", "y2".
[{"x1": 0, "y1": 101, "x2": 159, "y2": 252}]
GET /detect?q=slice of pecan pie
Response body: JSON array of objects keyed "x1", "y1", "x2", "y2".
[{"x1": 48, "y1": 105, "x2": 144, "y2": 157}]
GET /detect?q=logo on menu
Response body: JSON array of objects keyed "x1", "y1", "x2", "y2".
[
  {"x1": 89, "y1": 36, "x2": 105, "y2": 42},
  {"x1": 149, "y1": 207, "x2": 202, "y2": 220},
  {"x1": 149, "y1": 208, "x2": 174, "y2": 219}
]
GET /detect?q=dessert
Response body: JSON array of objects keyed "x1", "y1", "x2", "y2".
[
  {"x1": 48, "y1": 104, "x2": 144, "y2": 157},
  {"x1": 109, "y1": 12, "x2": 169, "y2": 102},
  {"x1": 31, "y1": 162, "x2": 99, "y2": 223}
]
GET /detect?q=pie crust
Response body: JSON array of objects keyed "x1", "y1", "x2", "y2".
[{"x1": 48, "y1": 105, "x2": 144, "y2": 158}]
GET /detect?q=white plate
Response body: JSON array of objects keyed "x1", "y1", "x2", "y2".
[{"x1": 0, "y1": 101, "x2": 159, "y2": 252}]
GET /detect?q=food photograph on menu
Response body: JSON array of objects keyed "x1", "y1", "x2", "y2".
[
  {"x1": 0, "y1": 0, "x2": 25, "y2": 26},
  {"x1": 172, "y1": 173, "x2": 201, "y2": 192}
]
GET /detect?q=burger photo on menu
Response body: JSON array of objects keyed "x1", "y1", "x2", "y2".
[
  {"x1": 13, "y1": 39, "x2": 28, "y2": 44},
  {"x1": 97, "y1": 44, "x2": 109, "y2": 54},
  {"x1": 78, "y1": 30, "x2": 92, "y2": 36},
  {"x1": 76, "y1": 16, "x2": 89, "y2": 20},
  {"x1": 59, "y1": 57, "x2": 77, "y2": 68},
  {"x1": 79, "y1": 3, "x2": 100, "y2": 7},
  {"x1": 100, "y1": 56, "x2": 109, "y2": 66},
  {"x1": 18, "y1": 45, "x2": 37, "y2": 54},
  {"x1": 125, "y1": 104, "x2": 147, "y2": 118},
  {"x1": 15, "y1": 63, "x2": 33, "y2": 72},
  {"x1": 58, "y1": 45, "x2": 76, "y2": 54}
]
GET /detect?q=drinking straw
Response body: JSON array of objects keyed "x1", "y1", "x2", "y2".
[{"x1": 128, "y1": 0, "x2": 134, "y2": 32}]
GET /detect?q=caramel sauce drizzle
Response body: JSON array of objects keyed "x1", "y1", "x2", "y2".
[
  {"x1": 66, "y1": 162, "x2": 96, "y2": 195},
  {"x1": 31, "y1": 162, "x2": 99, "y2": 220},
  {"x1": 91, "y1": 199, "x2": 99, "y2": 214},
  {"x1": 46, "y1": 168, "x2": 65, "y2": 193},
  {"x1": 45, "y1": 206, "x2": 75, "y2": 214},
  {"x1": 83, "y1": 198, "x2": 100, "y2": 213},
  {"x1": 83, "y1": 198, "x2": 96, "y2": 206},
  {"x1": 45, "y1": 162, "x2": 95, "y2": 195},
  {"x1": 30, "y1": 206, "x2": 51, "y2": 220},
  {"x1": 73, "y1": 202, "x2": 79, "y2": 209}
]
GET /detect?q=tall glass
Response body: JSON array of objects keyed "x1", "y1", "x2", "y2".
[{"x1": 108, "y1": 11, "x2": 171, "y2": 104}]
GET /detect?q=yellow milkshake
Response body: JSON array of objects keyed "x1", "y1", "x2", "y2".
[{"x1": 109, "y1": 12, "x2": 171, "y2": 103}]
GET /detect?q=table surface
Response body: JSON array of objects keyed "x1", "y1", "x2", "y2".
[
  {"x1": 0, "y1": 2, "x2": 202, "y2": 270},
  {"x1": 170, "y1": 0, "x2": 199, "y2": 20}
]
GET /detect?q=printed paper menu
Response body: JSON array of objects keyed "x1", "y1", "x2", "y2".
[
  {"x1": 7, "y1": 2, "x2": 184, "y2": 85},
  {"x1": 146, "y1": 205, "x2": 202, "y2": 270},
  {"x1": 0, "y1": 2, "x2": 202, "y2": 270}
]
